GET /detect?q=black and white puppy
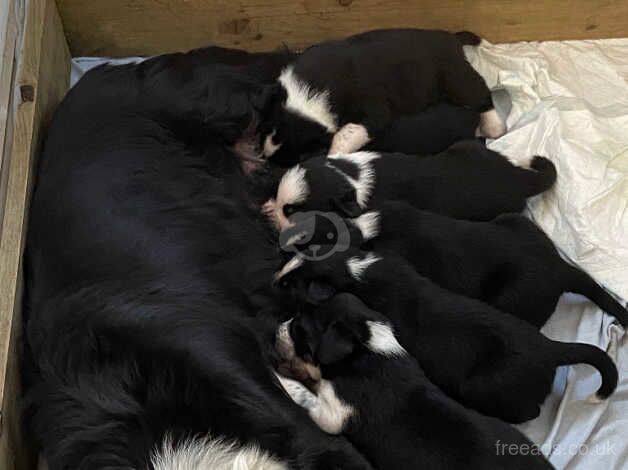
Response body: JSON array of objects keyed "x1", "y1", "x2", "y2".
[
  {"x1": 275, "y1": 294, "x2": 554, "y2": 470},
  {"x1": 282, "y1": 201, "x2": 628, "y2": 328},
  {"x1": 263, "y1": 140, "x2": 556, "y2": 230},
  {"x1": 365, "y1": 103, "x2": 480, "y2": 156},
  {"x1": 275, "y1": 249, "x2": 618, "y2": 423},
  {"x1": 262, "y1": 29, "x2": 504, "y2": 160}
]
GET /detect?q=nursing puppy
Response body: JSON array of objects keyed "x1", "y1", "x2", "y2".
[
  {"x1": 275, "y1": 294, "x2": 554, "y2": 470},
  {"x1": 282, "y1": 201, "x2": 628, "y2": 328},
  {"x1": 275, "y1": 249, "x2": 618, "y2": 423},
  {"x1": 365, "y1": 103, "x2": 480, "y2": 156},
  {"x1": 264, "y1": 139, "x2": 556, "y2": 230},
  {"x1": 262, "y1": 29, "x2": 503, "y2": 160}
]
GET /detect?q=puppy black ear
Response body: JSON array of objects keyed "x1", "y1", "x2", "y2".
[
  {"x1": 306, "y1": 280, "x2": 336, "y2": 305},
  {"x1": 331, "y1": 188, "x2": 362, "y2": 218},
  {"x1": 251, "y1": 83, "x2": 284, "y2": 114},
  {"x1": 317, "y1": 321, "x2": 357, "y2": 365}
]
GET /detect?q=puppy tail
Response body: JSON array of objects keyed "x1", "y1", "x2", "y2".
[
  {"x1": 455, "y1": 31, "x2": 482, "y2": 46},
  {"x1": 555, "y1": 342, "x2": 618, "y2": 399},
  {"x1": 564, "y1": 265, "x2": 628, "y2": 327},
  {"x1": 523, "y1": 156, "x2": 557, "y2": 196}
]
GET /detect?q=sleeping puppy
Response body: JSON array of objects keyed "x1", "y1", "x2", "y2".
[
  {"x1": 274, "y1": 249, "x2": 618, "y2": 423},
  {"x1": 263, "y1": 139, "x2": 556, "y2": 230},
  {"x1": 275, "y1": 293, "x2": 554, "y2": 470},
  {"x1": 281, "y1": 201, "x2": 628, "y2": 328},
  {"x1": 270, "y1": 103, "x2": 481, "y2": 167},
  {"x1": 262, "y1": 29, "x2": 503, "y2": 160}
]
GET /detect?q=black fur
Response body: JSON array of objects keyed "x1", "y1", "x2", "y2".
[
  {"x1": 284, "y1": 293, "x2": 553, "y2": 470},
  {"x1": 274, "y1": 140, "x2": 556, "y2": 222},
  {"x1": 24, "y1": 49, "x2": 372, "y2": 469},
  {"x1": 277, "y1": 249, "x2": 618, "y2": 423},
  {"x1": 282, "y1": 201, "x2": 628, "y2": 328}
]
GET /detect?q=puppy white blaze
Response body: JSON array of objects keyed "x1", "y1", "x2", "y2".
[
  {"x1": 278, "y1": 66, "x2": 338, "y2": 133},
  {"x1": 309, "y1": 379, "x2": 355, "y2": 435},
  {"x1": 263, "y1": 130, "x2": 283, "y2": 157},
  {"x1": 329, "y1": 123, "x2": 371, "y2": 154},
  {"x1": 328, "y1": 151, "x2": 380, "y2": 208},
  {"x1": 351, "y1": 211, "x2": 380, "y2": 241},
  {"x1": 275, "y1": 372, "x2": 319, "y2": 410},
  {"x1": 275, "y1": 256, "x2": 304, "y2": 281},
  {"x1": 151, "y1": 434, "x2": 287, "y2": 470},
  {"x1": 275, "y1": 319, "x2": 295, "y2": 360},
  {"x1": 478, "y1": 108, "x2": 507, "y2": 139},
  {"x1": 277, "y1": 166, "x2": 309, "y2": 207},
  {"x1": 365, "y1": 321, "x2": 407, "y2": 357},
  {"x1": 267, "y1": 166, "x2": 309, "y2": 230},
  {"x1": 346, "y1": 252, "x2": 381, "y2": 281},
  {"x1": 283, "y1": 230, "x2": 308, "y2": 247}
]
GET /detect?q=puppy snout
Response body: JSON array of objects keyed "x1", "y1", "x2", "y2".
[{"x1": 276, "y1": 320, "x2": 295, "y2": 361}]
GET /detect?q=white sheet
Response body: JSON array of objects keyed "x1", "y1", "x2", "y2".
[
  {"x1": 466, "y1": 39, "x2": 627, "y2": 470},
  {"x1": 71, "y1": 38, "x2": 628, "y2": 469}
]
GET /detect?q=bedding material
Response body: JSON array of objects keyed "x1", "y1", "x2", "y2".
[{"x1": 71, "y1": 37, "x2": 627, "y2": 469}]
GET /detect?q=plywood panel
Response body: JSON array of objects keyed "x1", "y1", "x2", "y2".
[
  {"x1": 0, "y1": 0, "x2": 70, "y2": 468},
  {"x1": 56, "y1": 0, "x2": 628, "y2": 57}
]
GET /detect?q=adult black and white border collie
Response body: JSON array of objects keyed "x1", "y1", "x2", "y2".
[
  {"x1": 262, "y1": 29, "x2": 505, "y2": 162},
  {"x1": 23, "y1": 48, "x2": 372, "y2": 469}
]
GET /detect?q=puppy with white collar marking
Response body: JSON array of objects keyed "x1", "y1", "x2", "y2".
[
  {"x1": 275, "y1": 248, "x2": 618, "y2": 424},
  {"x1": 262, "y1": 29, "x2": 504, "y2": 162},
  {"x1": 281, "y1": 200, "x2": 628, "y2": 328},
  {"x1": 263, "y1": 139, "x2": 556, "y2": 230},
  {"x1": 276, "y1": 293, "x2": 553, "y2": 470}
]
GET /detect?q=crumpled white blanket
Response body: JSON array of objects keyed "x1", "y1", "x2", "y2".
[
  {"x1": 72, "y1": 39, "x2": 627, "y2": 469},
  {"x1": 466, "y1": 39, "x2": 627, "y2": 470}
]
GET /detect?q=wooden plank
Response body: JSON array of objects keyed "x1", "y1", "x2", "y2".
[
  {"x1": 0, "y1": 0, "x2": 70, "y2": 468},
  {"x1": 56, "y1": 0, "x2": 628, "y2": 57},
  {"x1": 0, "y1": 0, "x2": 18, "y2": 220}
]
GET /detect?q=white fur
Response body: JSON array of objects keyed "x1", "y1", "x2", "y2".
[
  {"x1": 365, "y1": 321, "x2": 407, "y2": 357},
  {"x1": 308, "y1": 380, "x2": 355, "y2": 435},
  {"x1": 275, "y1": 319, "x2": 295, "y2": 360},
  {"x1": 267, "y1": 166, "x2": 309, "y2": 230},
  {"x1": 151, "y1": 434, "x2": 286, "y2": 470},
  {"x1": 346, "y1": 252, "x2": 381, "y2": 281},
  {"x1": 277, "y1": 165, "x2": 309, "y2": 207},
  {"x1": 275, "y1": 373, "x2": 319, "y2": 410},
  {"x1": 351, "y1": 211, "x2": 380, "y2": 241},
  {"x1": 478, "y1": 109, "x2": 506, "y2": 138},
  {"x1": 278, "y1": 66, "x2": 338, "y2": 133},
  {"x1": 275, "y1": 256, "x2": 304, "y2": 281},
  {"x1": 263, "y1": 130, "x2": 283, "y2": 157},
  {"x1": 329, "y1": 123, "x2": 371, "y2": 154},
  {"x1": 328, "y1": 151, "x2": 380, "y2": 208}
]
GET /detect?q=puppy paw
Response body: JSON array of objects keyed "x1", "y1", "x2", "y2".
[
  {"x1": 329, "y1": 123, "x2": 371, "y2": 154},
  {"x1": 477, "y1": 109, "x2": 506, "y2": 139}
]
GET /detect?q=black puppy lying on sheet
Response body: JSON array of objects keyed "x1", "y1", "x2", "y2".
[
  {"x1": 263, "y1": 139, "x2": 556, "y2": 230},
  {"x1": 281, "y1": 201, "x2": 628, "y2": 328},
  {"x1": 271, "y1": 103, "x2": 481, "y2": 168},
  {"x1": 275, "y1": 249, "x2": 618, "y2": 423},
  {"x1": 275, "y1": 294, "x2": 554, "y2": 470},
  {"x1": 261, "y1": 29, "x2": 503, "y2": 161}
]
